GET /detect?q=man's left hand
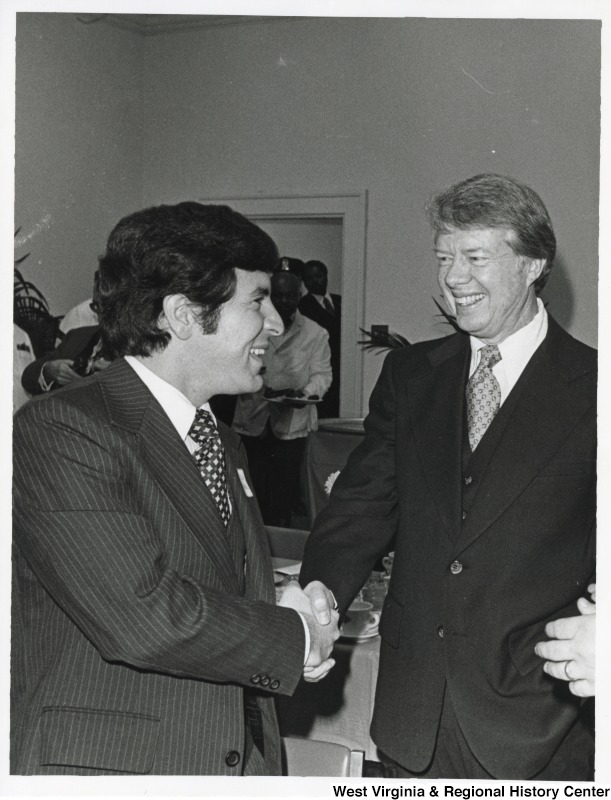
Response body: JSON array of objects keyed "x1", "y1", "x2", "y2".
[{"x1": 535, "y1": 613, "x2": 595, "y2": 697}]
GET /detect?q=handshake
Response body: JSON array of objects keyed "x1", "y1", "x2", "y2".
[{"x1": 278, "y1": 580, "x2": 340, "y2": 683}]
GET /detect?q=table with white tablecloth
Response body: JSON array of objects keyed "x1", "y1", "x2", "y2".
[{"x1": 278, "y1": 634, "x2": 381, "y2": 760}]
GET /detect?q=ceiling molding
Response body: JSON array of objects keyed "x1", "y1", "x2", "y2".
[{"x1": 94, "y1": 14, "x2": 307, "y2": 36}]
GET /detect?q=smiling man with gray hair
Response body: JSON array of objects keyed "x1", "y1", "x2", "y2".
[{"x1": 300, "y1": 174, "x2": 596, "y2": 780}]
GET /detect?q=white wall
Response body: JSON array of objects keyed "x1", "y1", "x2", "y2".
[
  {"x1": 256, "y1": 218, "x2": 343, "y2": 295},
  {"x1": 139, "y1": 17, "x2": 600, "y2": 407},
  {"x1": 14, "y1": 15, "x2": 600, "y2": 411},
  {"x1": 15, "y1": 13, "x2": 145, "y2": 315}
]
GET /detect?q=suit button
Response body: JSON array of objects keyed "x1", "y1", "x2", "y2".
[
  {"x1": 464, "y1": 475, "x2": 473, "y2": 485},
  {"x1": 225, "y1": 750, "x2": 241, "y2": 767},
  {"x1": 450, "y1": 560, "x2": 463, "y2": 575},
  {"x1": 462, "y1": 510, "x2": 467, "y2": 520},
  {"x1": 270, "y1": 679, "x2": 280, "y2": 690},
  {"x1": 437, "y1": 625, "x2": 444, "y2": 638},
  {"x1": 250, "y1": 674, "x2": 261, "y2": 684},
  {"x1": 260, "y1": 676, "x2": 270, "y2": 687}
]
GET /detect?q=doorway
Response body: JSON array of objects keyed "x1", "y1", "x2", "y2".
[{"x1": 197, "y1": 193, "x2": 367, "y2": 418}]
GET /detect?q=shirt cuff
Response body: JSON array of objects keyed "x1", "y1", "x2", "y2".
[
  {"x1": 38, "y1": 363, "x2": 55, "y2": 392},
  {"x1": 297, "y1": 611, "x2": 311, "y2": 665}
]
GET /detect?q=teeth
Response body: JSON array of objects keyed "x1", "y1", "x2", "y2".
[
  {"x1": 454, "y1": 294, "x2": 485, "y2": 307},
  {"x1": 250, "y1": 348, "x2": 265, "y2": 356}
]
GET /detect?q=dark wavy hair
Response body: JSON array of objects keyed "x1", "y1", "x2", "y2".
[
  {"x1": 98, "y1": 202, "x2": 278, "y2": 358},
  {"x1": 426, "y1": 174, "x2": 556, "y2": 293}
]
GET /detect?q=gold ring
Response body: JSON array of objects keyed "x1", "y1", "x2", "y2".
[{"x1": 564, "y1": 660, "x2": 574, "y2": 681}]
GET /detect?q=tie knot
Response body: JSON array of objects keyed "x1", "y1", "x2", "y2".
[
  {"x1": 188, "y1": 408, "x2": 218, "y2": 444},
  {"x1": 479, "y1": 344, "x2": 502, "y2": 369}
]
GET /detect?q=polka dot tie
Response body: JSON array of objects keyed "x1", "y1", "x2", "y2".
[
  {"x1": 188, "y1": 408, "x2": 231, "y2": 527},
  {"x1": 465, "y1": 344, "x2": 502, "y2": 451}
]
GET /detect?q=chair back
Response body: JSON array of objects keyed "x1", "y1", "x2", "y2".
[
  {"x1": 281, "y1": 736, "x2": 364, "y2": 777},
  {"x1": 265, "y1": 525, "x2": 309, "y2": 561}
]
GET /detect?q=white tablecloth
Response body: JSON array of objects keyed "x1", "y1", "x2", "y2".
[{"x1": 278, "y1": 635, "x2": 381, "y2": 760}]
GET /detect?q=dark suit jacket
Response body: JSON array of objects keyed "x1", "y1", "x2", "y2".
[
  {"x1": 300, "y1": 316, "x2": 596, "y2": 778},
  {"x1": 21, "y1": 325, "x2": 100, "y2": 395},
  {"x1": 12, "y1": 358, "x2": 305, "y2": 775},
  {"x1": 298, "y1": 294, "x2": 342, "y2": 417}
]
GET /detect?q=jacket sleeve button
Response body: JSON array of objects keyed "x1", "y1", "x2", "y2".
[
  {"x1": 225, "y1": 750, "x2": 241, "y2": 767},
  {"x1": 250, "y1": 674, "x2": 261, "y2": 684},
  {"x1": 270, "y1": 679, "x2": 280, "y2": 690},
  {"x1": 260, "y1": 676, "x2": 270, "y2": 687}
]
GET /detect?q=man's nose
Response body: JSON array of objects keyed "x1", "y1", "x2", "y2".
[
  {"x1": 264, "y1": 301, "x2": 284, "y2": 336},
  {"x1": 444, "y1": 255, "x2": 471, "y2": 286}
]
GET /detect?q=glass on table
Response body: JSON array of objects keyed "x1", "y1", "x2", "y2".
[{"x1": 360, "y1": 571, "x2": 389, "y2": 612}]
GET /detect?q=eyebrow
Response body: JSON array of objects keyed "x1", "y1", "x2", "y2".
[
  {"x1": 249, "y1": 285, "x2": 270, "y2": 298},
  {"x1": 433, "y1": 246, "x2": 490, "y2": 254}
]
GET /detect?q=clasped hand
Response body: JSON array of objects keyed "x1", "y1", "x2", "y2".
[
  {"x1": 278, "y1": 580, "x2": 340, "y2": 682},
  {"x1": 534, "y1": 583, "x2": 596, "y2": 697}
]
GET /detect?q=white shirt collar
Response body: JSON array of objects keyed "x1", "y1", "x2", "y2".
[
  {"x1": 469, "y1": 298, "x2": 548, "y2": 400},
  {"x1": 124, "y1": 355, "x2": 214, "y2": 442},
  {"x1": 312, "y1": 292, "x2": 333, "y2": 308}
]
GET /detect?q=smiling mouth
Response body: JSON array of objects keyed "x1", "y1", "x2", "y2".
[
  {"x1": 454, "y1": 294, "x2": 485, "y2": 308},
  {"x1": 249, "y1": 347, "x2": 266, "y2": 357}
]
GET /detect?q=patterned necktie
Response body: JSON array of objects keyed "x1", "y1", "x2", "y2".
[
  {"x1": 188, "y1": 408, "x2": 231, "y2": 526},
  {"x1": 323, "y1": 297, "x2": 335, "y2": 316},
  {"x1": 465, "y1": 344, "x2": 502, "y2": 451}
]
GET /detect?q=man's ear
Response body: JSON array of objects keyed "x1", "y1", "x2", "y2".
[
  {"x1": 525, "y1": 258, "x2": 545, "y2": 287},
  {"x1": 159, "y1": 295, "x2": 197, "y2": 340}
]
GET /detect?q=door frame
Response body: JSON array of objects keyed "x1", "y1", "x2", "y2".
[{"x1": 198, "y1": 192, "x2": 368, "y2": 417}]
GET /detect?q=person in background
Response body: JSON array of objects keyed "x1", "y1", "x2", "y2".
[
  {"x1": 299, "y1": 260, "x2": 342, "y2": 418},
  {"x1": 12, "y1": 202, "x2": 339, "y2": 776},
  {"x1": 299, "y1": 174, "x2": 596, "y2": 780},
  {"x1": 233, "y1": 270, "x2": 332, "y2": 527},
  {"x1": 278, "y1": 255, "x2": 305, "y2": 283},
  {"x1": 535, "y1": 584, "x2": 596, "y2": 698},
  {"x1": 21, "y1": 271, "x2": 109, "y2": 394},
  {"x1": 13, "y1": 324, "x2": 35, "y2": 412},
  {"x1": 58, "y1": 275, "x2": 99, "y2": 334}
]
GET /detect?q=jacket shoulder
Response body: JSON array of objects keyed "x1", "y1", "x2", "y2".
[
  {"x1": 545, "y1": 317, "x2": 597, "y2": 381},
  {"x1": 384, "y1": 331, "x2": 468, "y2": 372}
]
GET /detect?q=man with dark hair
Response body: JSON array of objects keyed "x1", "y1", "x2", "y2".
[
  {"x1": 12, "y1": 202, "x2": 339, "y2": 776},
  {"x1": 300, "y1": 174, "x2": 596, "y2": 779},
  {"x1": 299, "y1": 260, "x2": 342, "y2": 418}
]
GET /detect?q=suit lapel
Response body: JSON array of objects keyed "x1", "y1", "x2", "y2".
[
  {"x1": 407, "y1": 335, "x2": 470, "y2": 543},
  {"x1": 101, "y1": 360, "x2": 240, "y2": 594},
  {"x1": 456, "y1": 321, "x2": 594, "y2": 553}
]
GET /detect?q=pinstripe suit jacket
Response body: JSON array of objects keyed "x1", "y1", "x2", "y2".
[{"x1": 12, "y1": 358, "x2": 305, "y2": 775}]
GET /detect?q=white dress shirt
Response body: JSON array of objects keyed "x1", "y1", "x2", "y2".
[
  {"x1": 125, "y1": 355, "x2": 210, "y2": 455},
  {"x1": 469, "y1": 298, "x2": 548, "y2": 406},
  {"x1": 233, "y1": 311, "x2": 332, "y2": 440},
  {"x1": 124, "y1": 355, "x2": 311, "y2": 662},
  {"x1": 311, "y1": 292, "x2": 335, "y2": 312}
]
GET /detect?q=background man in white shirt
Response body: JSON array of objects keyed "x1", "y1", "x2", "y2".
[
  {"x1": 12, "y1": 202, "x2": 339, "y2": 775},
  {"x1": 300, "y1": 174, "x2": 596, "y2": 780},
  {"x1": 233, "y1": 270, "x2": 332, "y2": 526}
]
